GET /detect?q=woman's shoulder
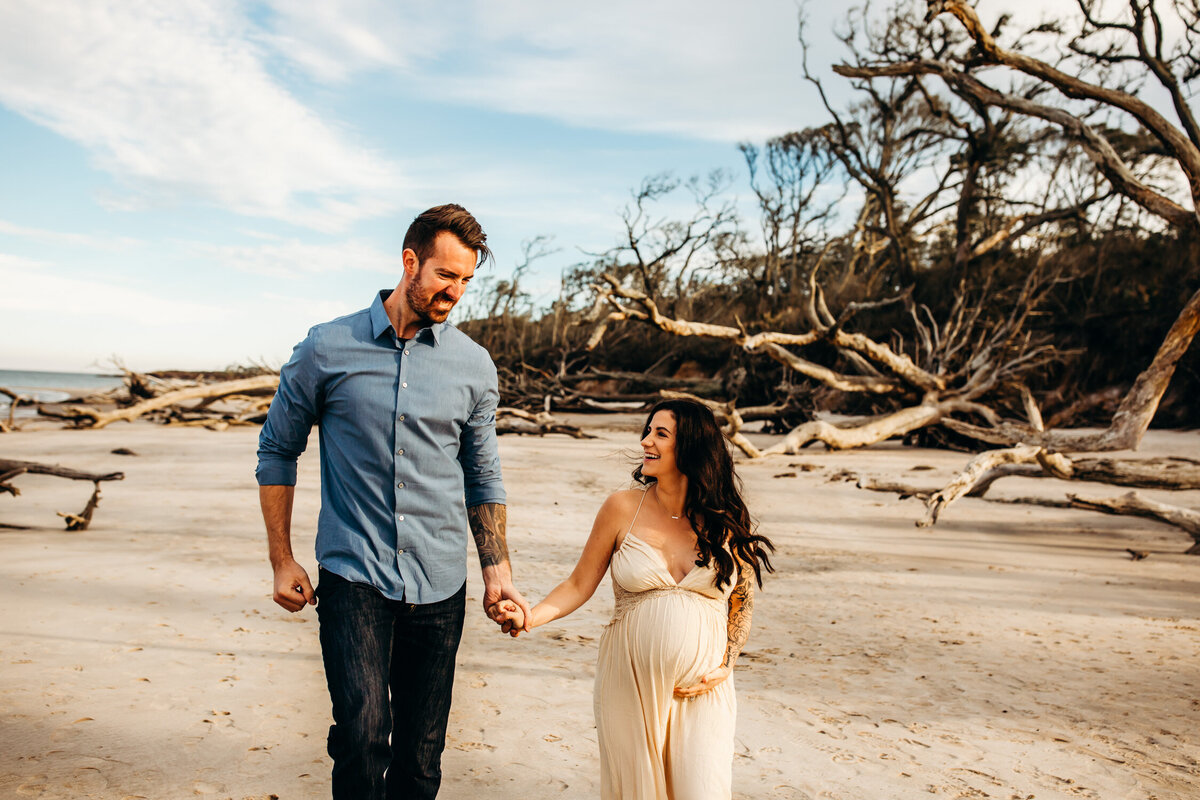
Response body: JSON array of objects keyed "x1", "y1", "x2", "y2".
[
  {"x1": 594, "y1": 489, "x2": 646, "y2": 548},
  {"x1": 599, "y1": 487, "x2": 645, "y2": 513}
]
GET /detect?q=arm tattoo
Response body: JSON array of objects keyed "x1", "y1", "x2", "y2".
[
  {"x1": 723, "y1": 564, "x2": 754, "y2": 669},
  {"x1": 467, "y1": 502, "x2": 509, "y2": 569}
]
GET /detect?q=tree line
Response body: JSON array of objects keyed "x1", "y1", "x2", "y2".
[{"x1": 459, "y1": 0, "x2": 1200, "y2": 438}]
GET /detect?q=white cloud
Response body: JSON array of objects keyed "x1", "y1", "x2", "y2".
[
  {"x1": 257, "y1": 0, "x2": 445, "y2": 83},
  {"x1": 188, "y1": 236, "x2": 404, "y2": 279},
  {"x1": 0, "y1": 218, "x2": 142, "y2": 250},
  {"x1": 259, "y1": 291, "x2": 361, "y2": 329},
  {"x1": 431, "y1": 0, "x2": 823, "y2": 143},
  {"x1": 228, "y1": 0, "x2": 832, "y2": 144},
  {"x1": 0, "y1": 252, "x2": 225, "y2": 326},
  {"x1": 0, "y1": 0, "x2": 401, "y2": 232}
]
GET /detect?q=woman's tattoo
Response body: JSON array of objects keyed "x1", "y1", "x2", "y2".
[
  {"x1": 723, "y1": 565, "x2": 754, "y2": 669},
  {"x1": 467, "y1": 503, "x2": 509, "y2": 568}
]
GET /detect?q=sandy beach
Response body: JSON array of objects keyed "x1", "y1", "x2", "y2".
[{"x1": 1, "y1": 417, "x2": 1198, "y2": 799}]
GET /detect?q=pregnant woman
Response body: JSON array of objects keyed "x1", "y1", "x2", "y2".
[{"x1": 494, "y1": 398, "x2": 775, "y2": 799}]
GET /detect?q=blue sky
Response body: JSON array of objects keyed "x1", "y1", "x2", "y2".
[{"x1": 0, "y1": 0, "x2": 1105, "y2": 373}]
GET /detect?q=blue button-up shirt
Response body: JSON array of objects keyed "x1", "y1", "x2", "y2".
[{"x1": 255, "y1": 290, "x2": 506, "y2": 604}]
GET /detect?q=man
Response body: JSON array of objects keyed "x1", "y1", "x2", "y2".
[{"x1": 256, "y1": 203, "x2": 531, "y2": 800}]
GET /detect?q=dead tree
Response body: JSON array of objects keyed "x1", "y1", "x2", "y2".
[
  {"x1": 833, "y1": 1, "x2": 1200, "y2": 232},
  {"x1": 40, "y1": 374, "x2": 280, "y2": 429},
  {"x1": 1, "y1": 387, "x2": 34, "y2": 433},
  {"x1": 812, "y1": 0, "x2": 1200, "y2": 551},
  {"x1": 587, "y1": 254, "x2": 1059, "y2": 453},
  {"x1": 495, "y1": 408, "x2": 596, "y2": 440},
  {"x1": 0, "y1": 459, "x2": 125, "y2": 531}
]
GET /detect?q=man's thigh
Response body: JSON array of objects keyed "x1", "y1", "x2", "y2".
[
  {"x1": 317, "y1": 569, "x2": 394, "y2": 715},
  {"x1": 388, "y1": 582, "x2": 466, "y2": 740}
]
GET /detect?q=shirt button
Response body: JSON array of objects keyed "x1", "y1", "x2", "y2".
[
  {"x1": 397, "y1": 548, "x2": 405, "y2": 555},
  {"x1": 399, "y1": 414, "x2": 405, "y2": 421},
  {"x1": 398, "y1": 515, "x2": 405, "y2": 521},
  {"x1": 397, "y1": 481, "x2": 405, "y2": 489},
  {"x1": 401, "y1": 381, "x2": 408, "y2": 388},
  {"x1": 397, "y1": 449, "x2": 404, "y2": 456},
  {"x1": 404, "y1": 349, "x2": 410, "y2": 355}
]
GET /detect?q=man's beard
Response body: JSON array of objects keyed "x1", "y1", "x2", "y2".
[{"x1": 406, "y1": 278, "x2": 456, "y2": 326}]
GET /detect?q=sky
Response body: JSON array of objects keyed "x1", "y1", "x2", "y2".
[
  {"x1": 0, "y1": 0, "x2": 1169, "y2": 374},
  {"x1": 0, "y1": 0, "x2": 849, "y2": 373}
]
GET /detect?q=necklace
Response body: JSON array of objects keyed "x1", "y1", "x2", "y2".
[{"x1": 654, "y1": 485, "x2": 683, "y2": 520}]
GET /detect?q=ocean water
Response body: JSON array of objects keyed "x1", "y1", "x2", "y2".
[{"x1": 0, "y1": 369, "x2": 125, "y2": 412}]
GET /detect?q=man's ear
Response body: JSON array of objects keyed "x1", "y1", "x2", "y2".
[{"x1": 402, "y1": 247, "x2": 419, "y2": 279}]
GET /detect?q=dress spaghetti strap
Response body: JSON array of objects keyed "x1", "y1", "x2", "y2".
[{"x1": 626, "y1": 488, "x2": 650, "y2": 534}]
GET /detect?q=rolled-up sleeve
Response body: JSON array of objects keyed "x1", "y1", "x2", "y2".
[
  {"x1": 458, "y1": 360, "x2": 506, "y2": 508},
  {"x1": 256, "y1": 329, "x2": 323, "y2": 486}
]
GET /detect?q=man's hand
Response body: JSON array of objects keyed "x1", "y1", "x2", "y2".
[
  {"x1": 482, "y1": 568, "x2": 532, "y2": 634},
  {"x1": 272, "y1": 557, "x2": 316, "y2": 612},
  {"x1": 487, "y1": 600, "x2": 527, "y2": 637}
]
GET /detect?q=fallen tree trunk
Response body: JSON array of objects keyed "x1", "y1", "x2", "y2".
[
  {"x1": 1068, "y1": 491, "x2": 1200, "y2": 555},
  {"x1": 760, "y1": 396, "x2": 999, "y2": 454},
  {"x1": 559, "y1": 369, "x2": 725, "y2": 397},
  {"x1": 40, "y1": 375, "x2": 280, "y2": 429},
  {"x1": 942, "y1": 285, "x2": 1200, "y2": 451},
  {"x1": 1, "y1": 387, "x2": 34, "y2": 432},
  {"x1": 0, "y1": 458, "x2": 125, "y2": 531},
  {"x1": 495, "y1": 408, "x2": 596, "y2": 439},
  {"x1": 0, "y1": 459, "x2": 125, "y2": 490},
  {"x1": 857, "y1": 475, "x2": 1200, "y2": 553}
]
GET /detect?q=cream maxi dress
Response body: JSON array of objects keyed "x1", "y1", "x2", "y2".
[{"x1": 594, "y1": 490, "x2": 737, "y2": 800}]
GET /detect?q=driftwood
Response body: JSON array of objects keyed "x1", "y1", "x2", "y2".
[
  {"x1": 495, "y1": 408, "x2": 596, "y2": 440},
  {"x1": 854, "y1": 389, "x2": 1200, "y2": 551},
  {"x1": 41, "y1": 375, "x2": 280, "y2": 429},
  {"x1": 0, "y1": 458, "x2": 125, "y2": 531},
  {"x1": 941, "y1": 287, "x2": 1200, "y2": 452},
  {"x1": 57, "y1": 484, "x2": 104, "y2": 531},
  {"x1": 1, "y1": 387, "x2": 34, "y2": 433},
  {"x1": 857, "y1": 448, "x2": 1200, "y2": 552},
  {"x1": 1068, "y1": 492, "x2": 1200, "y2": 555},
  {"x1": 859, "y1": 456, "x2": 1200, "y2": 496},
  {"x1": 761, "y1": 396, "x2": 998, "y2": 454},
  {"x1": 587, "y1": 260, "x2": 1054, "y2": 454},
  {"x1": 1044, "y1": 386, "x2": 1124, "y2": 429},
  {"x1": 559, "y1": 369, "x2": 724, "y2": 397},
  {"x1": 858, "y1": 475, "x2": 1200, "y2": 556},
  {"x1": 0, "y1": 459, "x2": 125, "y2": 488}
]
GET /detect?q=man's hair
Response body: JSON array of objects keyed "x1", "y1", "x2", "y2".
[{"x1": 403, "y1": 204, "x2": 492, "y2": 266}]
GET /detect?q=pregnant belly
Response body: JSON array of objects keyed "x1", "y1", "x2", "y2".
[{"x1": 620, "y1": 592, "x2": 725, "y2": 685}]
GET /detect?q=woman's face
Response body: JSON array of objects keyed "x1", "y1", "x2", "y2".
[{"x1": 640, "y1": 410, "x2": 679, "y2": 478}]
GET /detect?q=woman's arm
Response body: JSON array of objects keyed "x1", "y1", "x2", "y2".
[
  {"x1": 721, "y1": 563, "x2": 754, "y2": 669},
  {"x1": 674, "y1": 558, "x2": 754, "y2": 697},
  {"x1": 495, "y1": 492, "x2": 631, "y2": 636}
]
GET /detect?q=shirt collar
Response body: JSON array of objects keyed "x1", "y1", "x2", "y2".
[{"x1": 371, "y1": 289, "x2": 444, "y2": 345}]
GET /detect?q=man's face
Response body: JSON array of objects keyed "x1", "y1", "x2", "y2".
[{"x1": 405, "y1": 232, "x2": 477, "y2": 326}]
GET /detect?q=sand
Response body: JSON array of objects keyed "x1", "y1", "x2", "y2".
[{"x1": 1, "y1": 418, "x2": 1198, "y2": 799}]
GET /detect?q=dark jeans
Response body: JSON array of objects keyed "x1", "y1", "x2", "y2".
[{"x1": 316, "y1": 568, "x2": 466, "y2": 800}]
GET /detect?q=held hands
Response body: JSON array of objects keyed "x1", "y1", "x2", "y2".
[
  {"x1": 272, "y1": 558, "x2": 316, "y2": 612},
  {"x1": 487, "y1": 600, "x2": 527, "y2": 637},
  {"x1": 480, "y1": 567, "x2": 532, "y2": 636},
  {"x1": 674, "y1": 664, "x2": 731, "y2": 698}
]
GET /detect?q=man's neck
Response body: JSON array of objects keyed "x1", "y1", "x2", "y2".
[{"x1": 383, "y1": 289, "x2": 421, "y2": 339}]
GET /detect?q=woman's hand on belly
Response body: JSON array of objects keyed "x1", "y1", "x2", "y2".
[{"x1": 673, "y1": 664, "x2": 731, "y2": 698}]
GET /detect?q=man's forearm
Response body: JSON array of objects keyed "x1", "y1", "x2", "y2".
[
  {"x1": 467, "y1": 502, "x2": 509, "y2": 569},
  {"x1": 260, "y1": 484, "x2": 297, "y2": 567}
]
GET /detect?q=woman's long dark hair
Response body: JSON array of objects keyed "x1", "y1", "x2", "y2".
[{"x1": 633, "y1": 398, "x2": 775, "y2": 590}]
